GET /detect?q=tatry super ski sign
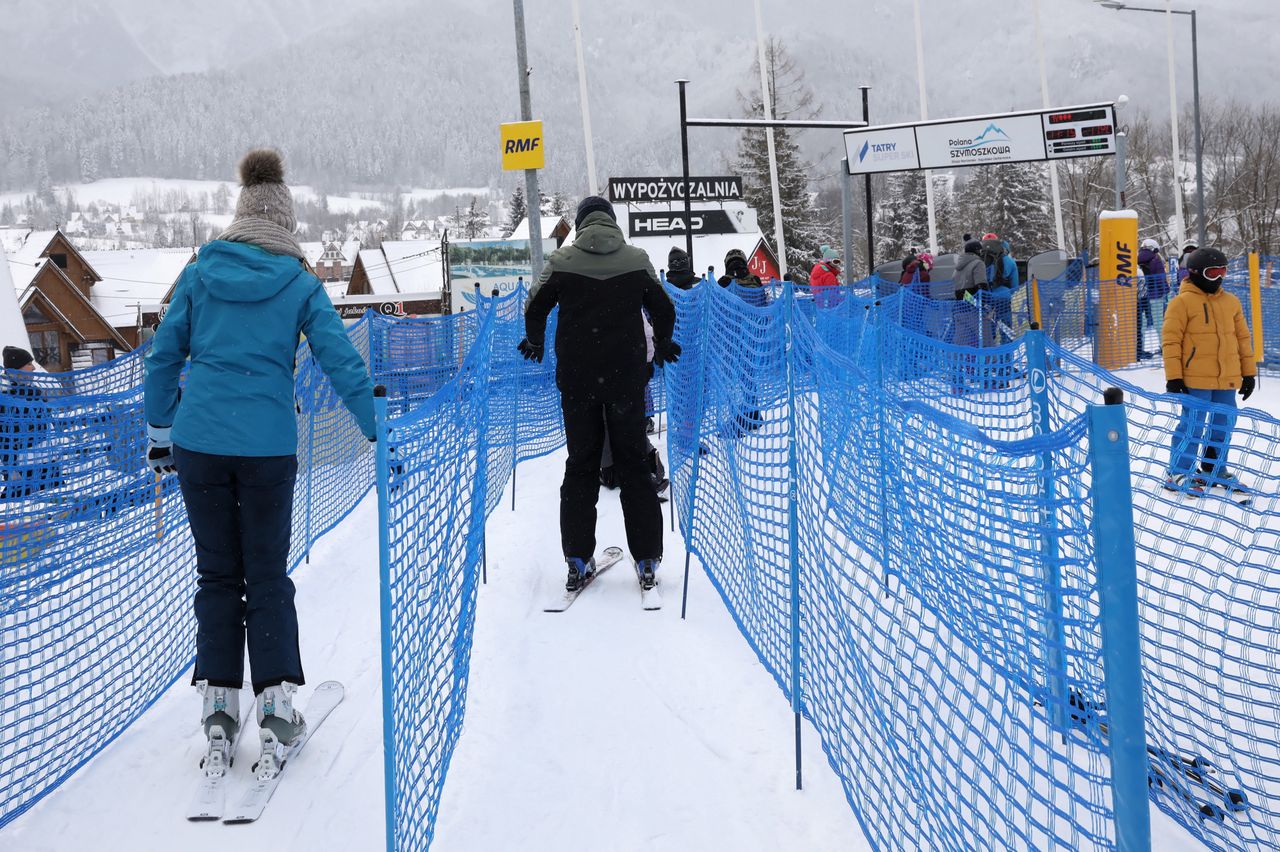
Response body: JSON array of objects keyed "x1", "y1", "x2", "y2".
[{"x1": 844, "y1": 103, "x2": 1117, "y2": 175}]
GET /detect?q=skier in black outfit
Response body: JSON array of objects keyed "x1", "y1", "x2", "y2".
[{"x1": 519, "y1": 196, "x2": 680, "y2": 592}]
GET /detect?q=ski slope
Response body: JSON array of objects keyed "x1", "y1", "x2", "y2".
[{"x1": 4, "y1": 379, "x2": 1266, "y2": 850}]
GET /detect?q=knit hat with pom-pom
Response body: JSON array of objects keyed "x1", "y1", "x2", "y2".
[{"x1": 233, "y1": 149, "x2": 297, "y2": 232}]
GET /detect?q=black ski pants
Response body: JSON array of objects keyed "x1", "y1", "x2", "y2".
[
  {"x1": 560, "y1": 390, "x2": 663, "y2": 562},
  {"x1": 174, "y1": 447, "x2": 303, "y2": 694}
]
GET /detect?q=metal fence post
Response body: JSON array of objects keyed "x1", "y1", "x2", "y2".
[
  {"x1": 372, "y1": 384, "x2": 397, "y2": 852},
  {"x1": 304, "y1": 363, "x2": 315, "y2": 565},
  {"x1": 1087, "y1": 387, "x2": 1152, "y2": 852},
  {"x1": 679, "y1": 282, "x2": 713, "y2": 620},
  {"x1": 1026, "y1": 327, "x2": 1067, "y2": 735},
  {"x1": 783, "y1": 279, "x2": 804, "y2": 791},
  {"x1": 1249, "y1": 252, "x2": 1264, "y2": 375}
]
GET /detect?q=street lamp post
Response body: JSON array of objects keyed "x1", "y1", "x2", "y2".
[{"x1": 1097, "y1": 1, "x2": 1206, "y2": 246}]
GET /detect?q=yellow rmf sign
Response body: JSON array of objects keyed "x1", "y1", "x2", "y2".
[{"x1": 501, "y1": 121, "x2": 545, "y2": 171}]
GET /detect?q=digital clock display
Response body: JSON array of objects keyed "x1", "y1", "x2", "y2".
[
  {"x1": 1048, "y1": 109, "x2": 1109, "y2": 125},
  {"x1": 1045, "y1": 128, "x2": 1076, "y2": 141},
  {"x1": 1081, "y1": 124, "x2": 1114, "y2": 138}
]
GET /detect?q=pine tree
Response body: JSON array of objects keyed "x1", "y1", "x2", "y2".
[
  {"x1": 874, "y1": 171, "x2": 931, "y2": 262},
  {"x1": 462, "y1": 196, "x2": 490, "y2": 239},
  {"x1": 550, "y1": 191, "x2": 571, "y2": 218},
  {"x1": 733, "y1": 38, "x2": 830, "y2": 275},
  {"x1": 955, "y1": 163, "x2": 1054, "y2": 257},
  {"x1": 503, "y1": 185, "x2": 527, "y2": 238}
]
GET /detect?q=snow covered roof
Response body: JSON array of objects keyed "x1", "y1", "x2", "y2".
[
  {"x1": 0, "y1": 244, "x2": 30, "y2": 355},
  {"x1": 5, "y1": 229, "x2": 58, "y2": 265},
  {"x1": 356, "y1": 248, "x2": 396, "y2": 295},
  {"x1": 8, "y1": 259, "x2": 42, "y2": 299},
  {"x1": 81, "y1": 248, "x2": 194, "y2": 327},
  {"x1": 0, "y1": 226, "x2": 34, "y2": 255},
  {"x1": 379, "y1": 240, "x2": 443, "y2": 298},
  {"x1": 509, "y1": 216, "x2": 569, "y2": 241},
  {"x1": 341, "y1": 239, "x2": 361, "y2": 264},
  {"x1": 299, "y1": 241, "x2": 326, "y2": 268}
]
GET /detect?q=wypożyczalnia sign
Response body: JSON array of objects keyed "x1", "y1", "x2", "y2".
[{"x1": 608, "y1": 176, "x2": 743, "y2": 204}]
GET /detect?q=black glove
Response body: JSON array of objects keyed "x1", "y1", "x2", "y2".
[
  {"x1": 1166, "y1": 378, "x2": 1187, "y2": 395},
  {"x1": 517, "y1": 338, "x2": 544, "y2": 362},
  {"x1": 653, "y1": 339, "x2": 682, "y2": 367},
  {"x1": 1241, "y1": 375, "x2": 1256, "y2": 401}
]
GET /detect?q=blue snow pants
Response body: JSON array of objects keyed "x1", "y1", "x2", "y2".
[
  {"x1": 174, "y1": 447, "x2": 303, "y2": 694},
  {"x1": 1168, "y1": 388, "x2": 1238, "y2": 477}
]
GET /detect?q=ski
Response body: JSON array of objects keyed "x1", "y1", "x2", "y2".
[
  {"x1": 543, "y1": 546, "x2": 625, "y2": 612},
  {"x1": 221, "y1": 681, "x2": 345, "y2": 825},
  {"x1": 186, "y1": 700, "x2": 252, "y2": 821}
]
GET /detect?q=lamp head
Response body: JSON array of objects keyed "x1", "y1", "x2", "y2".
[{"x1": 1098, "y1": 1, "x2": 1127, "y2": 8}]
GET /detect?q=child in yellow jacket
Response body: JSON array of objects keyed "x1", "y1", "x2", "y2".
[{"x1": 1160, "y1": 247, "x2": 1256, "y2": 499}]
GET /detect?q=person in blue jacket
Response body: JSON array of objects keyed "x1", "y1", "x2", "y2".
[
  {"x1": 144, "y1": 149, "x2": 376, "y2": 771},
  {"x1": 980, "y1": 233, "x2": 1020, "y2": 346}
]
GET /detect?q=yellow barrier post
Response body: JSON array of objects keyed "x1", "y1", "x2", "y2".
[
  {"x1": 1249, "y1": 251, "x2": 1264, "y2": 370},
  {"x1": 155, "y1": 473, "x2": 163, "y2": 541},
  {"x1": 1098, "y1": 211, "x2": 1139, "y2": 370},
  {"x1": 1031, "y1": 276, "x2": 1044, "y2": 330}
]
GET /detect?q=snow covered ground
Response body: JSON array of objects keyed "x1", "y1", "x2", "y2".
[
  {"x1": 0, "y1": 179, "x2": 491, "y2": 217},
  {"x1": 6, "y1": 372, "x2": 1274, "y2": 850}
]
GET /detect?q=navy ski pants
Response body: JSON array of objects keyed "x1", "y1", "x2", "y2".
[
  {"x1": 560, "y1": 390, "x2": 663, "y2": 563},
  {"x1": 174, "y1": 447, "x2": 303, "y2": 694}
]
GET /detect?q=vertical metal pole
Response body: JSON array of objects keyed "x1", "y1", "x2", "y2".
[
  {"x1": 841, "y1": 158, "x2": 854, "y2": 288},
  {"x1": 678, "y1": 80, "x2": 694, "y2": 266},
  {"x1": 372, "y1": 385, "x2": 397, "y2": 852},
  {"x1": 1190, "y1": 10, "x2": 1206, "y2": 246},
  {"x1": 1026, "y1": 328, "x2": 1066, "y2": 735},
  {"x1": 1165, "y1": 0, "x2": 1186, "y2": 246},
  {"x1": 304, "y1": 367, "x2": 314, "y2": 564},
  {"x1": 1087, "y1": 388, "x2": 1152, "y2": 852},
  {"x1": 753, "y1": 0, "x2": 788, "y2": 279},
  {"x1": 911, "y1": 0, "x2": 938, "y2": 254},
  {"x1": 570, "y1": 0, "x2": 599, "y2": 196},
  {"x1": 783, "y1": 280, "x2": 803, "y2": 790},
  {"x1": 1033, "y1": 0, "x2": 1067, "y2": 251},
  {"x1": 512, "y1": 0, "x2": 544, "y2": 276},
  {"x1": 680, "y1": 284, "x2": 712, "y2": 620},
  {"x1": 860, "y1": 86, "x2": 874, "y2": 275},
  {"x1": 1115, "y1": 131, "x2": 1128, "y2": 209}
]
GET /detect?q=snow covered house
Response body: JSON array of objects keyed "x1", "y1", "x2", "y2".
[
  {"x1": 340, "y1": 241, "x2": 444, "y2": 318},
  {"x1": 508, "y1": 215, "x2": 571, "y2": 248},
  {"x1": 6, "y1": 229, "x2": 131, "y2": 371},
  {"x1": 81, "y1": 247, "x2": 195, "y2": 348}
]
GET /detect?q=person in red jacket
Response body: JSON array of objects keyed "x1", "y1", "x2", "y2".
[{"x1": 810, "y1": 245, "x2": 842, "y2": 307}]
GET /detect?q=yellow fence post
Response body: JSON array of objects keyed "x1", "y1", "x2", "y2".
[
  {"x1": 1249, "y1": 251, "x2": 1264, "y2": 369},
  {"x1": 1098, "y1": 211, "x2": 1140, "y2": 370},
  {"x1": 1031, "y1": 276, "x2": 1044, "y2": 330}
]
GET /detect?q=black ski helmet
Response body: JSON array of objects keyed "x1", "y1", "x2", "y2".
[{"x1": 1186, "y1": 247, "x2": 1229, "y2": 293}]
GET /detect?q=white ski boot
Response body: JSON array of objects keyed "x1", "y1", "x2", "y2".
[
  {"x1": 253, "y1": 682, "x2": 307, "y2": 778},
  {"x1": 197, "y1": 681, "x2": 241, "y2": 776}
]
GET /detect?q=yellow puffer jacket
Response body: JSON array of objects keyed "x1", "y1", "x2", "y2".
[{"x1": 1161, "y1": 279, "x2": 1256, "y2": 389}]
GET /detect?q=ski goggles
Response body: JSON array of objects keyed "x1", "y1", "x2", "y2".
[{"x1": 1200, "y1": 265, "x2": 1228, "y2": 282}]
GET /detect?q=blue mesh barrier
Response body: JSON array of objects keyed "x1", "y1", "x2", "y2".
[
  {"x1": 0, "y1": 316, "x2": 378, "y2": 830},
  {"x1": 666, "y1": 280, "x2": 1132, "y2": 850},
  {"x1": 375, "y1": 303, "x2": 496, "y2": 852},
  {"x1": 1047, "y1": 347, "x2": 1280, "y2": 851}
]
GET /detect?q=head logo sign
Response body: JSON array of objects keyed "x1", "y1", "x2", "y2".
[{"x1": 501, "y1": 120, "x2": 545, "y2": 171}]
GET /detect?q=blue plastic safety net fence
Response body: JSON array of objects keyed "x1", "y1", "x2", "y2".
[
  {"x1": 0, "y1": 315, "x2": 378, "y2": 830},
  {"x1": 1049, "y1": 346, "x2": 1280, "y2": 851},
  {"x1": 667, "y1": 280, "x2": 1121, "y2": 850},
  {"x1": 376, "y1": 301, "x2": 496, "y2": 852}
]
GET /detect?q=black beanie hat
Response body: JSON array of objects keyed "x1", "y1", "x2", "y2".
[
  {"x1": 3, "y1": 346, "x2": 34, "y2": 370},
  {"x1": 574, "y1": 195, "x2": 616, "y2": 229},
  {"x1": 668, "y1": 246, "x2": 693, "y2": 275},
  {"x1": 964, "y1": 240, "x2": 984, "y2": 255}
]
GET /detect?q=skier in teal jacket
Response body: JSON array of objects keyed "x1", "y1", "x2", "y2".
[{"x1": 144, "y1": 149, "x2": 374, "y2": 772}]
